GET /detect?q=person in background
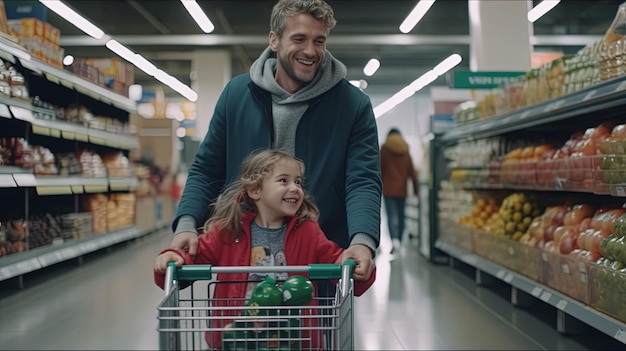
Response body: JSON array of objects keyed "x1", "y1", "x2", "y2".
[
  {"x1": 154, "y1": 149, "x2": 375, "y2": 349},
  {"x1": 380, "y1": 128, "x2": 419, "y2": 254},
  {"x1": 168, "y1": 0, "x2": 381, "y2": 282}
]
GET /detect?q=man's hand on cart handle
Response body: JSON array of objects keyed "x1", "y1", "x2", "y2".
[
  {"x1": 340, "y1": 244, "x2": 375, "y2": 281},
  {"x1": 170, "y1": 231, "x2": 199, "y2": 260},
  {"x1": 154, "y1": 251, "x2": 185, "y2": 273}
]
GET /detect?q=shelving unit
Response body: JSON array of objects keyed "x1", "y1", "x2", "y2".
[
  {"x1": 431, "y1": 75, "x2": 626, "y2": 343},
  {"x1": 0, "y1": 35, "x2": 166, "y2": 285}
]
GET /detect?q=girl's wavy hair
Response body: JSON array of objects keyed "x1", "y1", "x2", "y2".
[
  {"x1": 270, "y1": 0, "x2": 336, "y2": 38},
  {"x1": 204, "y1": 149, "x2": 320, "y2": 242}
]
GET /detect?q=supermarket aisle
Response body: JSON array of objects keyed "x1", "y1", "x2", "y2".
[{"x1": 0, "y1": 228, "x2": 623, "y2": 350}]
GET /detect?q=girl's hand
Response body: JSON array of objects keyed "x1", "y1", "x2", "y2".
[{"x1": 154, "y1": 251, "x2": 184, "y2": 273}]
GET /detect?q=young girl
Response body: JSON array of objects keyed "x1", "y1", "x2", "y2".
[{"x1": 154, "y1": 149, "x2": 375, "y2": 348}]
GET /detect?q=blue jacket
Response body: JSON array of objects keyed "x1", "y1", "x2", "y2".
[{"x1": 174, "y1": 74, "x2": 381, "y2": 249}]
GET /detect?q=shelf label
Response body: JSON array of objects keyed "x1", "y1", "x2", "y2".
[
  {"x1": 531, "y1": 287, "x2": 542, "y2": 297},
  {"x1": 13, "y1": 173, "x2": 36, "y2": 187},
  {"x1": 61, "y1": 131, "x2": 76, "y2": 140},
  {"x1": 110, "y1": 183, "x2": 129, "y2": 191},
  {"x1": 10, "y1": 106, "x2": 33, "y2": 121},
  {"x1": 583, "y1": 89, "x2": 598, "y2": 101},
  {"x1": 32, "y1": 125, "x2": 50, "y2": 136},
  {"x1": 578, "y1": 262, "x2": 586, "y2": 273},
  {"x1": 71, "y1": 185, "x2": 84, "y2": 194},
  {"x1": 504, "y1": 273, "x2": 514, "y2": 283},
  {"x1": 36, "y1": 186, "x2": 72, "y2": 195},
  {"x1": 59, "y1": 78, "x2": 74, "y2": 89},
  {"x1": 556, "y1": 300, "x2": 568, "y2": 310},
  {"x1": 615, "y1": 186, "x2": 626, "y2": 197},
  {"x1": 540, "y1": 291, "x2": 552, "y2": 302},
  {"x1": 89, "y1": 136, "x2": 105, "y2": 145},
  {"x1": 543, "y1": 103, "x2": 554, "y2": 113},
  {"x1": 45, "y1": 73, "x2": 60, "y2": 84},
  {"x1": 0, "y1": 174, "x2": 16, "y2": 187},
  {"x1": 0, "y1": 104, "x2": 10, "y2": 118},
  {"x1": 541, "y1": 252, "x2": 548, "y2": 262},
  {"x1": 580, "y1": 273, "x2": 588, "y2": 283},
  {"x1": 615, "y1": 328, "x2": 626, "y2": 343},
  {"x1": 48, "y1": 128, "x2": 61, "y2": 138},
  {"x1": 553, "y1": 99, "x2": 566, "y2": 110},
  {"x1": 561, "y1": 264, "x2": 570, "y2": 274},
  {"x1": 508, "y1": 246, "x2": 515, "y2": 256},
  {"x1": 84, "y1": 185, "x2": 108, "y2": 193},
  {"x1": 75, "y1": 133, "x2": 89, "y2": 142},
  {"x1": 496, "y1": 270, "x2": 505, "y2": 279},
  {"x1": 520, "y1": 110, "x2": 532, "y2": 119}
]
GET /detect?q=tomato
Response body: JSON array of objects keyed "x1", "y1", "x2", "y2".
[{"x1": 563, "y1": 204, "x2": 595, "y2": 226}]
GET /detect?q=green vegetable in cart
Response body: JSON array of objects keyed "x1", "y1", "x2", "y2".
[
  {"x1": 281, "y1": 275, "x2": 314, "y2": 306},
  {"x1": 246, "y1": 277, "x2": 283, "y2": 316}
]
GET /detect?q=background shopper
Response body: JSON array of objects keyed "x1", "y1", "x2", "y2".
[{"x1": 380, "y1": 128, "x2": 419, "y2": 254}]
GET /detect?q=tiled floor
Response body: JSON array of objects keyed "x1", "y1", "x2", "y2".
[{"x1": 0, "y1": 227, "x2": 624, "y2": 350}]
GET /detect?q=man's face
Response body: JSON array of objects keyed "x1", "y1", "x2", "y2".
[{"x1": 269, "y1": 13, "x2": 327, "y2": 93}]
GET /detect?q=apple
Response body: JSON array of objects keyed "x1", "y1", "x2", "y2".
[{"x1": 559, "y1": 232, "x2": 578, "y2": 255}]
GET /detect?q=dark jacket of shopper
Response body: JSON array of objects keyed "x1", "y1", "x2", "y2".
[
  {"x1": 173, "y1": 59, "x2": 381, "y2": 250},
  {"x1": 380, "y1": 131, "x2": 418, "y2": 198}
]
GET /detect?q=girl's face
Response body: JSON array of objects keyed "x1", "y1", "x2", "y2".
[{"x1": 247, "y1": 158, "x2": 304, "y2": 228}]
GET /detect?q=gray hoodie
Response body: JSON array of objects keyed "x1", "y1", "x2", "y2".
[{"x1": 249, "y1": 46, "x2": 347, "y2": 154}]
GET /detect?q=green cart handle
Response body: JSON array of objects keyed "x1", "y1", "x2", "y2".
[{"x1": 166, "y1": 259, "x2": 356, "y2": 281}]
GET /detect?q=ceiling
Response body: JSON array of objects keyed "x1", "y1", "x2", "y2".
[{"x1": 38, "y1": 0, "x2": 621, "y2": 98}]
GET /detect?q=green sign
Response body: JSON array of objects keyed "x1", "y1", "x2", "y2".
[{"x1": 450, "y1": 71, "x2": 525, "y2": 90}]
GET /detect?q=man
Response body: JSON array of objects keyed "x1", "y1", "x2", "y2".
[{"x1": 169, "y1": 0, "x2": 380, "y2": 281}]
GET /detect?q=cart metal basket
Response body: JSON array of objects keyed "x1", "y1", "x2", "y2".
[{"x1": 157, "y1": 262, "x2": 355, "y2": 350}]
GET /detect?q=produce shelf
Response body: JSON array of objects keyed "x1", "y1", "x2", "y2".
[
  {"x1": 442, "y1": 75, "x2": 626, "y2": 143},
  {"x1": 0, "y1": 222, "x2": 168, "y2": 282},
  {"x1": 436, "y1": 240, "x2": 626, "y2": 344}
]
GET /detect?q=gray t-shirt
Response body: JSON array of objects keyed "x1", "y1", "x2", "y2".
[{"x1": 244, "y1": 221, "x2": 288, "y2": 300}]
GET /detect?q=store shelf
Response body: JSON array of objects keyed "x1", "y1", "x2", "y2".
[
  {"x1": 442, "y1": 75, "x2": 626, "y2": 143},
  {"x1": 7, "y1": 104, "x2": 138, "y2": 149},
  {"x1": 435, "y1": 240, "x2": 626, "y2": 344},
  {"x1": 0, "y1": 222, "x2": 168, "y2": 282},
  {"x1": 0, "y1": 168, "x2": 138, "y2": 194}
]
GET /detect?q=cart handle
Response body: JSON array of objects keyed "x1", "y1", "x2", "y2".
[{"x1": 165, "y1": 260, "x2": 356, "y2": 282}]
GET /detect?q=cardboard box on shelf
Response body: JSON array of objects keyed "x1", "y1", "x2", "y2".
[
  {"x1": 85, "y1": 58, "x2": 135, "y2": 86},
  {"x1": 7, "y1": 17, "x2": 44, "y2": 41}
]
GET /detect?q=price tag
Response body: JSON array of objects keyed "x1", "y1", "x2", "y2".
[
  {"x1": 583, "y1": 89, "x2": 598, "y2": 101},
  {"x1": 540, "y1": 291, "x2": 552, "y2": 302},
  {"x1": 32, "y1": 125, "x2": 50, "y2": 136},
  {"x1": 84, "y1": 185, "x2": 108, "y2": 193},
  {"x1": 615, "y1": 328, "x2": 626, "y2": 343},
  {"x1": 62, "y1": 131, "x2": 76, "y2": 140},
  {"x1": 10, "y1": 106, "x2": 33, "y2": 121},
  {"x1": 561, "y1": 264, "x2": 570, "y2": 274},
  {"x1": 45, "y1": 73, "x2": 60, "y2": 84},
  {"x1": 531, "y1": 287, "x2": 542, "y2": 297},
  {"x1": 36, "y1": 186, "x2": 72, "y2": 195},
  {"x1": 0, "y1": 104, "x2": 10, "y2": 118},
  {"x1": 556, "y1": 300, "x2": 568, "y2": 310},
  {"x1": 615, "y1": 186, "x2": 626, "y2": 197},
  {"x1": 504, "y1": 273, "x2": 514, "y2": 283},
  {"x1": 71, "y1": 185, "x2": 84, "y2": 194},
  {"x1": 496, "y1": 270, "x2": 506, "y2": 279},
  {"x1": 110, "y1": 183, "x2": 129, "y2": 191},
  {"x1": 49, "y1": 128, "x2": 61, "y2": 138},
  {"x1": 13, "y1": 173, "x2": 36, "y2": 187},
  {"x1": 541, "y1": 252, "x2": 548, "y2": 262},
  {"x1": 578, "y1": 262, "x2": 586, "y2": 273},
  {"x1": 75, "y1": 133, "x2": 89, "y2": 142},
  {"x1": 90, "y1": 136, "x2": 105, "y2": 145},
  {"x1": 59, "y1": 78, "x2": 74, "y2": 89},
  {"x1": 508, "y1": 246, "x2": 515, "y2": 256}
]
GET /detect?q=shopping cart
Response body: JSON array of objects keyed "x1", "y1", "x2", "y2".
[{"x1": 157, "y1": 261, "x2": 355, "y2": 350}]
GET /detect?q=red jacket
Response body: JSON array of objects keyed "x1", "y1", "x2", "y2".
[{"x1": 155, "y1": 213, "x2": 376, "y2": 348}]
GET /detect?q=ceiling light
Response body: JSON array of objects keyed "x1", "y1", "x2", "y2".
[
  {"x1": 40, "y1": 0, "x2": 105, "y2": 39},
  {"x1": 363, "y1": 58, "x2": 380, "y2": 76},
  {"x1": 399, "y1": 0, "x2": 436, "y2": 34},
  {"x1": 432, "y1": 54, "x2": 462, "y2": 76},
  {"x1": 374, "y1": 54, "x2": 463, "y2": 119},
  {"x1": 528, "y1": 0, "x2": 560, "y2": 23},
  {"x1": 181, "y1": 0, "x2": 215, "y2": 33}
]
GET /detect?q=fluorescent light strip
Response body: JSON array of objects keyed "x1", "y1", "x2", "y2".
[
  {"x1": 528, "y1": 0, "x2": 561, "y2": 23},
  {"x1": 363, "y1": 58, "x2": 380, "y2": 76},
  {"x1": 181, "y1": 0, "x2": 215, "y2": 33},
  {"x1": 399, "y1": 0, "x2": 436, "y2": 34},
  {"x1": 39, "y1": 0, "x2": 105, "y2": 39},
  {"x1": 374, "y1": 54, "x2": 462, "y2": 119}
]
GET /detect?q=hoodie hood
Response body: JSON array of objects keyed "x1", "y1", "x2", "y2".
[
  {"x1": 382, "y1": 134, "x2": 409, "y2": 155},
  {"x1": 249, "y1": 46, "x2": 347, "y2": 103}
]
